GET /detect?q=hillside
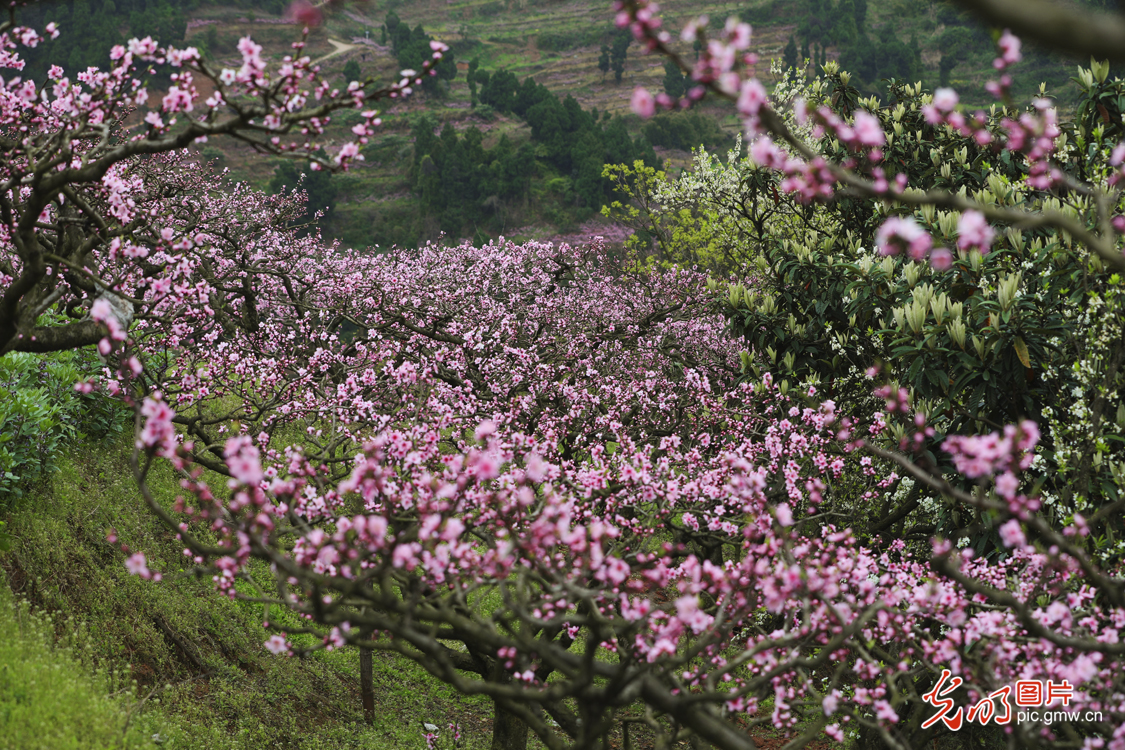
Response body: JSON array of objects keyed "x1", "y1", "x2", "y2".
[
  {"x1": 1, "y1": 437, "x2": 497, "y2": 750},
  {"x1": 210, "y1": 0, "x2": 1084, "y2": 249},
  {"x1": 13, "y1": 0, "x2": 1086, "y2": 250}
]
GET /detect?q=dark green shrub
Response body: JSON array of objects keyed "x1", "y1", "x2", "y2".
[{"x1": 0, "y1": 346, "x2": 128, "y2": 503}]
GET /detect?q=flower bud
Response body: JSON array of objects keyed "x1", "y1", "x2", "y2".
[
  {"x1": 1093, "y1": 58, "x2": 1110, "y2": 83},
  {"x1": 948, "y1": 317, "x2": 967, "y2": 348},
  {"x1": 973, "y1": 335, "x2": 987, "y2": 359},
  {"x1": 880, "y1": 256, "x2": 896, "y2": 278},
  {"x1": 930, "y1": 292, "x2": 949, "y2": 325},
  {"x1": 901, "y1": 262, "x2": 922, "y2": 288}
]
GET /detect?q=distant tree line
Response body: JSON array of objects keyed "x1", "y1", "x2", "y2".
[
  {"x1": 409, "y1": 70, "x2": 658, "y2": 237},
  {"x1": 641, "y1": 111, "x2": 733, "y2": 153},
  {"x1": 764, "y1": 0, "x2": 1075, "y2": 96},
  {"x1": 410, "y1": 120, "x2": 536, "y2": 236},
  {"x1": 783, "y1": 0, "x2": 923, "y2": 87}
]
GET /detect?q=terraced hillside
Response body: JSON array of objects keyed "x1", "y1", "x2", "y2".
[{"x1": 154, "y1": 0, "x2": 1081, "y2": 248}]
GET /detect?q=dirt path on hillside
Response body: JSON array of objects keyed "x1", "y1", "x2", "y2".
[{"x1": 315, "y1": 38, "x2": 357, "y2": 64}]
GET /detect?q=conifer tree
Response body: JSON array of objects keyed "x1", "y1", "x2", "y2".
[
  {"x1": 783, "y1": 35, "x2": 798, "y2": 70},
  {"x1": 662, "y1": 59, "x2": 685, "y2": 98}
]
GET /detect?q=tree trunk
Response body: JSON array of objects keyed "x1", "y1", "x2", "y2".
[
  {"x1": 491, "y1": 700, "x2": 529, "y2": 750},
  {"x1": 359, "y1": 646, "x2": 374, "y2": 725},
  {"x1": 688, "y1": 735, "x2": 712, "y2": 750}
]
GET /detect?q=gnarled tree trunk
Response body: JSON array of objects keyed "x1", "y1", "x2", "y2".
[{"x1": 491, "y1": 699, "x2": 529, "y2": 750}]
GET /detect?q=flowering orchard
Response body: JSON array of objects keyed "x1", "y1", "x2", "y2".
[
  {"x1": 129, "y1": 230, "x2": 1125, "y2": 750},
  {"x1": 0, "y1": 8, "x2": 444, "y2": 357},
  {"x1": 2, "y1": 2, "x2": 1125, "y2": 750}
]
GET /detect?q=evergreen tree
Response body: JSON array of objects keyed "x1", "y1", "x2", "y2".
[
  {"x1": 938, "y1": 27, "x2": 973, "y2": 86},
  {"x1": 467, "y1": 57, "x2": 480, "y2": 107},
  {"x1": 514, "y1": 77, "x2": 551, "y2": 117},
  {"x1": 204, "y1": 25, "x2": 219, "y2": 57},
  {"x1": 270, "y1": 160, "x2": 338, "y2": 224},
  {"x1": 343, "y1": 59, "x2": 361, "y2": 84},
  {"x1": 833, "y1": 0, "x2": 860, "y2": 45},
  {"x1": 854, "y1": 0, "x2": 868, "y2": 29},
  {"x1": 70, "y1": 0, "x2": 93, "y2": 68},
  {"x1": 479, "y1": 69, "x2": 519, "y2": 112},
  {"x1": 386, "y1": 17, "x2": 456, "y2": 95},
  {"x1": 436, "y1": 47, "x2": 457, "y2": 83},
  {"x1": 598, "y1": 45, "x2": 610, "y2": 80},
  {"x1": 572, "y1": 131, "x2": 606, "y2": 208},
  {"x1": 662, "y1": 59, "x2": 686, "y2": 99},
  {"x1": 783, "y1": 36, "x2": 799, "y2": 71},
  {"x1": 610, "y1": 29, "x2": 630, "y2": 83}
]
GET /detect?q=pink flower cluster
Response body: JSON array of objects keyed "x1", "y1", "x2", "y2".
[{"x1": 943, "y1": 420, "x2": 1039, "y2": 480}]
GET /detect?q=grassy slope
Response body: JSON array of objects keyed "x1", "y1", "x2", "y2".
[
  {"x1": 0, "y1": 5, "x2": 1088, "y2": 748},
  {"x1": 0, "y1": 437, "x2": 492, "y2": 750},
  {"x1": 0, "y1": 435, "x2": 835, "y2": 750},
  {"x1": 0, "y1": 589, "x2": 165, "y2": 750}
]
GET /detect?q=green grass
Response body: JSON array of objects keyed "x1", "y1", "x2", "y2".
[
  {"x1": 0, "y1": 589, "x2": 166, "y2": 750},
  {"x1": 0, "y1": 436, "x2": 493, "y2": 750}
]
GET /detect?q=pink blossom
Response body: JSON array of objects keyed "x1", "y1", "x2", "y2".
[
  {"x1": 124, "y1": 552, "x2": 150, "y2": 578},
  {"x1": 995, "y1": 471, "x2": 1019, "y2": 500},
  {"x1": 138, "y1": 397, "x2": 176, "y2": 456},
  {"x1": 287, "y1": 0, "x2": 322, "y2": 27},
  {"x1": 750, "y1": 137, "x2": 785, "y2": 169},
  {"x1": 525, "y1": 453, "x2": 548, "y2": 483},
  {"x1": 1112, "y1": 143, "x2": 1125, "y2": 166},
  {"x1": 225, "y1": 436, "x2": 264, "y2": 486},
  {"x1": 852, "y1": 111, "x2": 885, "y2": 148},
  {"x1": 775, "y1": 503, "x2": 793, "y2": 527},
  {"x1": 875, "y1": 216, "x2": 932, "y2": 259},
  {"x1": 631, "y1": 87, "x2": 655, "y2": 119},
  {"x1": 956, "y1": 210, "x2": 995, "y2": 252},
  {"x1": 932, "y1": 87, "x2": 959, "y2": 112},
  {"x1": 998, "y1": 519, "x2": 1026, "y2": 548},
  {"x1": 997, "y1": 29, "x2": 1022, "y2": 66},
  {"x1": 874, "y1": 700, "x2": 898, "y2": 723},
  {"x1": 161, "y1": 86, "x2": 194, "y2": 113},
  {"x1": 725, "y1": 18, "x2": 752, "y2": 50},
  {"x1": 929, "y1": 247, "x2": 953, "y2": 271},
  {"x1": 737, "y1": 79, "x2": 767, "y2": 117},
  {"x1": 475, "y1": 420, "x2": 497, "y2": 441}
]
